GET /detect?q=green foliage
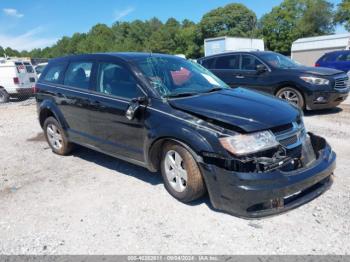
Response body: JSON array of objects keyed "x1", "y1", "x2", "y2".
[
  {"x1": 335, "y1": 0, "x2": 350, "y2": 31},
  {"x1": 199, "y1": 3, "x2": 257, "y2": 38},
  {"x1": 259, "y1": 0, "x2": 334, "y2": 55}
]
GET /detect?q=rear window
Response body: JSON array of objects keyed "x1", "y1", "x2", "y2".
[
  {"x1": 41, "y1": 63, "x2": 67, "y2": 84},
  {"x1": 24, "y1": 62, "x2": 34, "y2": 73},
  {"x1": 15, "y1": 62, "x2": 26, "y2": 74}
]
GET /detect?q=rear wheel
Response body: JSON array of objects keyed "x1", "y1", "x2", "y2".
[
  {"x1": 160, "y1": 142, "x2": 206, "y2": 202},
  {"x1": 276, "y1": 87, "x2": 304, "y2": 109},
  {"x1": 0, "y1": 88, "x2": 9, "y2": 103},
  {"x1": 43, "y1": 117, "x2": 73, "y2": 155}
]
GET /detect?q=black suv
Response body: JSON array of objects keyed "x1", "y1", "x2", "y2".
[
  {"x1": 36, "y1": 53, "x2": 335, "y2": 218},
  {"x1": 198, "y1": 51, "x2": 349, "y2": 110}
]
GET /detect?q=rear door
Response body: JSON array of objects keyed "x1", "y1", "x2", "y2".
[
  {"x1": 207, "y1": 54, "x2": 242, "y2": 87},
  {"x1": 41, "y1": 60, "x2": 96, "y2": 145},
  {"x1": 334, "y1": 53, "x2": 350, "y2": 72},
  {"x1": 88, "y1": 59, "x2": 146, "y2": 162},
  {"x1": 14, "y1": 62, "x2": 32, "y2": 89},
  {"x1": 23, "y1": 62, "x2": 37, "y2": 84}
]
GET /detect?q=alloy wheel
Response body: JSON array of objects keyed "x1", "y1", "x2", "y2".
[{"x1": 164, "y1": 150, "x2": 188, "y2": 193}]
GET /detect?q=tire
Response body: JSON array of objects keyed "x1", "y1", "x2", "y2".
[
  {"x1": 43, "y1": 117, "x2": 73, "y2": 155},
  {"x1": 276, "y1": 87, "x2": 305, "y2": 109},
  {"x1": 160, "y1": 142, "x2": 206, "y2": 203},
  {"x1": 0, "y1": 88, "x2": 9, "y2": 103}
]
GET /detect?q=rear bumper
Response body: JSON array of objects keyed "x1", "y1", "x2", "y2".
[
  {"x1": 200, "y1": 133, "x2": 336, "y2": 218},
  {"x1": 306, "y1": 88, "x2": 349, "y2": 110},
  {"x1": 12, "y1": 88, "x2": 35, "y2": 96}
]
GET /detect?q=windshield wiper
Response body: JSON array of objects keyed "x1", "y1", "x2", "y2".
[{"x1": 165, "y1": 92, "x2": 198, "y2": 98}]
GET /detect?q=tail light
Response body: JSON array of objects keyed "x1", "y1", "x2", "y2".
[
  {"x1": 13, "y1": 77, "x2": 19, "y2": 85},
  {"x1": 32, "y1": 85, "x2": 38, "y2": 93},
  {"x1": 315, "y1": 63, "x2": 320, "y2": 67}
]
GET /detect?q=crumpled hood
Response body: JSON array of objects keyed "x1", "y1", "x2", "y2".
[
  {"x1": 290, "y1": 66, "x2": 343, "y2": 76},
  {"x1": 169, "y1": 88, "x2": 300, "y2": 133}
]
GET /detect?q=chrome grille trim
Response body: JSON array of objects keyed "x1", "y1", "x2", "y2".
[
  {"x1": 334, "y1": 75, "x2": 349, "y2": 90},
  {"x1": 273, "y1": 122, "x2": 306, "y2": 149}
]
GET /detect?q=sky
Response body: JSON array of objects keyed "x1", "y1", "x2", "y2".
[{"x1": 0, "y1": 0, "x2": 345, "y2": 51}]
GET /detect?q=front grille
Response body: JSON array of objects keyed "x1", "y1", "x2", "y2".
[
  {"x1": 272, "y1": 122, "x2": 306, "y2": 149},
  {"x1": 30, "y1": 77, "x2": 36, "y2": 83},
  {"x1": 279, "y1": 135, "x2": 298, "y2": 147},
  {"x1": 334, "y1": 76, "x2": 349, "y2": 89}
]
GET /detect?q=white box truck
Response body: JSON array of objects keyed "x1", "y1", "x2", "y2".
[{"x1": 204, "y1": 36, "x2": 265, "y2": 57}]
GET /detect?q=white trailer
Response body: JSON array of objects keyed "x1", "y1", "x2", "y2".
[{"x1": 204, "y1": 36, "x2": 265, "y2": 57}]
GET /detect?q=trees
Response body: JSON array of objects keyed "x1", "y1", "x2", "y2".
[
  {"x1": 335, "y1": 0, "x2": 350, "y2": 31},
  {"x1": 259, "y1": 0, "x2": 334, "y2": 54},
  {"x1": 199, "y1": 3, "x2": 257, "y2": 39}
]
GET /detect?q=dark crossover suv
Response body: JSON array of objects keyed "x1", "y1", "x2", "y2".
[
  {"x1": 36, "y1": 53, "x2": 336, "y2": 218},
  {"x1": 198, "y1": 51, "x2": 350, "y2": 110}
]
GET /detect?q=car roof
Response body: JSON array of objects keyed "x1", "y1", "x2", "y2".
[
  {"x1": 49, "y1": 52, "x2": 181, "y2": 64},
  {"x1": 198, "y1": 51, "x2": 275, "y2": 60},
  {"x1": 324, "y1": 50, "x2": 350, "y2": 55}
]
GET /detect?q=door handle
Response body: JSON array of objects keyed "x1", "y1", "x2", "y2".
[{"x1": 235, "y1": 75, "x2": 245, "y2": 79}]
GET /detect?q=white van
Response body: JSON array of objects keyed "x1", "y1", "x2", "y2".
[{"x1": 0, "y1": 58, "x2": 36, "y2": 103}]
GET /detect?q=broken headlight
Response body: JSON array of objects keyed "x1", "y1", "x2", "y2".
[{"x1": 219, "y1": 131, "x2": 279, "y2": 156}]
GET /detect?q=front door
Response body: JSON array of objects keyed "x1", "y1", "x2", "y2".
[
  {"x1": 238, "y1": 54, "x2": 274, "y2": 94},
  {"x1": 88, "y1": 60, "x2": 146, "y2": 162}
]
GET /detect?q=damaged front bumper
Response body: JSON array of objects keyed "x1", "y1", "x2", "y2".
[{"x1": 199, "y1": 133, "x2": 336, "y2": 218}]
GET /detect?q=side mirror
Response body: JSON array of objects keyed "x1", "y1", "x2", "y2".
[
  {"x1": 256, "y1": 64, "x2": 268, "y2": 74},
  {"x1": 125, "y1": 97, "x2": 147, "y2": 120}
]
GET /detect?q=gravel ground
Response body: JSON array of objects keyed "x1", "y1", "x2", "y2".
[{"x1": 0, "y1": 97, "x2": 349, "y2": 255}]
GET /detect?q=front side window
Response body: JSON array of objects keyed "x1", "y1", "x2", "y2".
[
  {"x1": 214, "y1": 55, "x2": 240, "y2": 70},
  {"x1": 64, "y1": 62, "x2": 93, "y2": 89},
  {"x1": 134, "y1": 56, "x2": 229, "y2": 98},
  {"x1": 96, "y1": 62, "x2": 140, "y2": 99},
  {"x1": 42, "y1": 63, "x2": 66, "y2": 83},
  {"x1": 241, "y1": 55, "x2": 263, "y2": 70}
]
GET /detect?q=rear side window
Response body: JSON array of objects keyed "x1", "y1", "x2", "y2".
[
  {"x1": 336, "y1": 53, "x2": 350, "y2": 62},
  {"x1": 64, "y1": 62, "x2": 93, "y2": 89},
  {"x1": 214, "y1": 55, "x2": 240, "y2": 69},
  {"x1": 201, "y1": 58, "x2": 215, "y2": 69},
  {"x1": 96, "y1": 62, "x2": 140, "y2": 99},
  {"x1": 42, "y1": 63, "x2": 66, "y2": 84}
]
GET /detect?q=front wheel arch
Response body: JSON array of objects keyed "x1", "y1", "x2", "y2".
[
  {"x1": 148, "y1": 137, "x2": 204, "y2": 173},
  {"x1": 275, "y1": 86, "x2": 306, "y2": 109}
]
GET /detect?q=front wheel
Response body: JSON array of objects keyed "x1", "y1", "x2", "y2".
[
  {"x1": 160, "y1": 142, "x2": 206, "y2": 203},
  {"x1": 276, "y1": 87, "x2": 305, "y2": 109}
]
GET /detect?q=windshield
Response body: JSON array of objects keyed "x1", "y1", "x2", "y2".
[
  {"x1": 260, "y1": 53, "x2": 301, "y2": 69},
  {"x1": 134, "y1": 56, "x2": 229, "y2": 98}
]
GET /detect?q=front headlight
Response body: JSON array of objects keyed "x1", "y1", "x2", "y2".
[
  {"x1": 219, "y1": 131, "x2": 279, "y2": 156},
  {"x1": 300, "y1": 76, "x2": 329, "y2": 85}
]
